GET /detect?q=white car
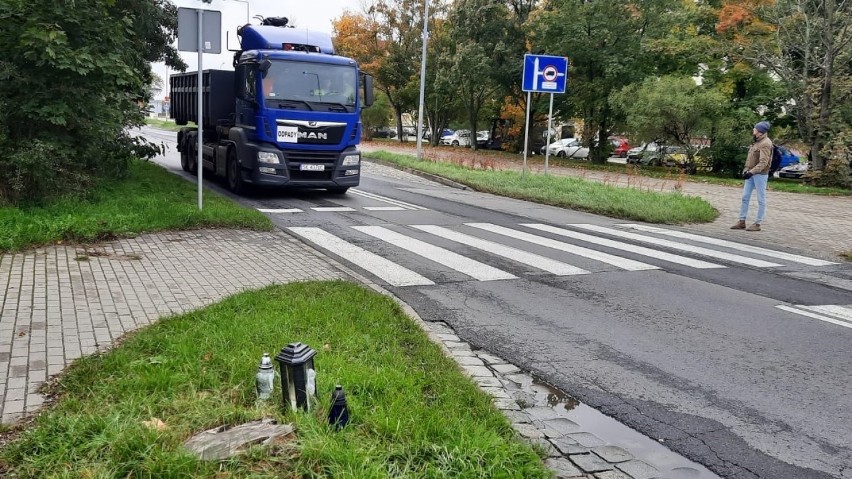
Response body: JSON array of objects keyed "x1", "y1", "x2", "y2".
[
  {"x1": 440, "y1": 130, "x2": 471, "y2": 147},
  {"x1": 541, "y1": 138, "x2": 589, "y2": 158}
]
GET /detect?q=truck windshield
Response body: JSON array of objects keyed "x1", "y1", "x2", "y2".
[{"x1": 262, "y1": 61, "x2": 357, "y2": 109}]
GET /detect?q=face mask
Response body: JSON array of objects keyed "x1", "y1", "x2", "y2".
[{"x1": 753, "y1": 134, "x2": 760, "y2": 142}]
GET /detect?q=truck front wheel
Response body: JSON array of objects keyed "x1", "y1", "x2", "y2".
[
  {"x1": 327, "y1": 187, "x2": 349, "y2": 194},
  {"x1": 226, "y1": 149, "x2": 246, "y2": 195}
]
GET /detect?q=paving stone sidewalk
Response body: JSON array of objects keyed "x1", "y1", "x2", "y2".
[
  {"x1": 0, "y1": 229, "x2": 343, "y2": 424},
  {"x1": 362, "y1": 143, "x2": 851, "y2": 261}
]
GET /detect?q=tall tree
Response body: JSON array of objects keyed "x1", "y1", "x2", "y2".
[
  {"x1": 447, "y1": 0, "x2": 520, "y2": 150},
  {"x1": 719, "y1": 0, "x2": 852, "y2": 170},
  {"x1": 529, "y1": 0, "x2": 680, "y2": 162}
]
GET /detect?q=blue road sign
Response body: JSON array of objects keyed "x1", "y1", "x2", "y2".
[{"x1": 522, "y1": 54, "x2": 568, "y2": 93}]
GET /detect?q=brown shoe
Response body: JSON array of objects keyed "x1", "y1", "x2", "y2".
[
  {"x1": 730, "y1": 220, "x2": 746, "y2": 230},
  {"x1": 746, "y1": 223, "x2": 761, "y2": 231}
]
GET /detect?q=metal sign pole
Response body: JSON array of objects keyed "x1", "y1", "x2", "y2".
[
  {"x1": 522, "y1": 91, "x2": 531, "y2": 177},
  {"x1": 196, "y1": 8, "x2": 204, "y2": 211},
  {"x1": 545, "y1": 93, "x2": 554, "y2": 175},
  {"x1": 416, "y1": 0, "x2": 430, "y2": 161}
]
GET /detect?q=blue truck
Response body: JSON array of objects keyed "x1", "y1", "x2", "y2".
[{"x1": 170, "y1": 17, "x2": 374, "y2": 194}]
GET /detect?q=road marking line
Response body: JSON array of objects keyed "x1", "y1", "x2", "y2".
[
  {"x1": 776, "y1": 305, "x2": 852, "y2": 330},
  {"x1": 350, "y1": 189, "x2": 429, "y2": 210},
  {"x1": 522, "y1": 224, "x2": 723, "y2": 269},
  {"x1": 467, "y1": 223, "x2": 658, "y2": 271},
  {"x1": 310, "y1": 207, "x2": 357, "y2": 212},
  {"x1": 288, "y1": 227, "x2": 434, "y2": 287},
  {"x1": 620, "y1": 224, "x2": 836, "y2": 267},
  {"x1": 799, "y1": 305, "x2": 852, "y2": 323},
  {"x1": 353, "y1": 226, "x2": 516, "y2": 281},
  {"x1": 570, "y1": 224, "x2": 782, "y2": 268},
  {"x1": 257, "y1": 208, "x2": 303, "y2": 214},
  {"x1": 411, "y1": 225, "x2": 589, "y2": 276},
  {"x1": 363, "y1": 206, "x2": 407, "y2": 211}
]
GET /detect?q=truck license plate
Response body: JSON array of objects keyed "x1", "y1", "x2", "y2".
[{"x1": 300, "y1": 164, "x2": 325, "y2": 171}]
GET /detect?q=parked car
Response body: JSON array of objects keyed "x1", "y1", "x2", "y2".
[
  {"x1": 440, "y1": 130, "x2": 472, "y2": 146},
  {"x1": 540, "y1": 138, "x2": 590, "y2": 158},
  {"x1": 640, "y1": 145, "x2": 688, "y2": 167},
  {"x1": 610, "y1": 138, "x2": 630, "y2": 157},
  {"x1": 778, "y1": 161, "x2": 810, "y2": 179},
  {"x1": 372, "y1": 127, "x2": 397, "y2": 139},
  {"x1": 627, "y1": 142, "x2": 658, "y2": 163},
  {"x1": 476, "y1": 130, "x2": 489, "y2": 147}
]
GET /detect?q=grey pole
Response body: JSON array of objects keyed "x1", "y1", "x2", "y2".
[
  {"x1": 545, "y1": 93, "x2": 553, "y2": 175},
  {"x1": 522, "y1": 91, "x2": 531, "y2": 176},
  {"x1": 196, "y1": 8, "x2": 204, "y2": 210},
  {"x1": 416, "y1": 0, "x2": 430, "y2": 161}
]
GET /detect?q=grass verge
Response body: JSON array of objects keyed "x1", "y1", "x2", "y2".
[
  {"x1": 144, "y1": 117, "x2": 183, "y2": 132},
  {"x1": 367, "y1": 151, "x2": 718, "y2": 224},
  {"x1": 0, "y1": 160, "x2": 272, "y2": 252},
  {"x1": 0, "y1": 281, "x2": 550, "y2": 478}
]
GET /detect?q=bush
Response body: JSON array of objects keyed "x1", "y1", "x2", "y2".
[
  {"x1": 0, "y1": 0, "x2": 184, "y2": 205},
  {"x1": 809, "y1": 130, "x2": 852, "y2": 189}
]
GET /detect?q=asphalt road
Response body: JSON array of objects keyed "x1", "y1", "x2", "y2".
[{"x1": 144, "y1": 127, "x2": 852, "y2": 479}]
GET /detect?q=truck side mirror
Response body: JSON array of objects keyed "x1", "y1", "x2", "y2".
[
  {"x1": 362, "y1": 74, "x2": 374, "y2": 107},
  {"x1": 234, "y1": 64, "x2": 259, "y2": 106},
  {"x1": 260, "y1": 59, "x2": 272, "y2": 76}
]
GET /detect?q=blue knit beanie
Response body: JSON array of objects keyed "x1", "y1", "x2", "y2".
[{"x1": 754, "y1": 121, "x2": 770, "y2": 134}]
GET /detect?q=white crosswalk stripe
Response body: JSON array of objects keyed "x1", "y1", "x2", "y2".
[
  {"x1": 620, "y1": 224, "x2": 836, "y2": 267},
  {"x1": 353, "y1": 226, "x2": 516, "y2": 281},
  {"x1": 257, "y1": 208, "x2": 303, "y2": 214},
  {"x1": 288, "y1": 227, "x2": 434, "y2": 287},
  {"x1": 411, "y1": 225, "x2": 590, "y2": 276},
  {"x1": 467, "y1": 223, "x2": 658, "y2": 271},
  {"x1": 570, "y1": 224, "x2": 783, "y2": 268},
  {"x1": 521, "y1": 224, "x2": 723, "y2": 269},
  {"x1": 288, "y1": 222, "x2": 839, "y2": 288},
  {"x1": 349, "y1": 189, "x2": 429, "y2": 210},
  {"x1": 776, "y1": 305, "x2": 852, "y2": 330}
]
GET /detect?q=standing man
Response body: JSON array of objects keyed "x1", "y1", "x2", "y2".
[{"x1": 732, "y1": 121, "x2": 773, "y2": 232}]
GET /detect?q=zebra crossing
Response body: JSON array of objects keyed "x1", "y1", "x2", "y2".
[
  {"x1": 257, "y1": 190, "x2": 429, "y2": 214},
  {"x1": 289, "y1": 222, "x2": 837, "y2": 288}
]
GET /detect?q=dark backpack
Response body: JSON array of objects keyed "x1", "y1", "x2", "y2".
[{"x1": 770, "y1": 145, "x2": 782, "y2": 173}]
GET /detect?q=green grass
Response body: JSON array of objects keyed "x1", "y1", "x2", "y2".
[
  {"x1": 144, "y1": 117, "x2": 184, "y2": 132},
  {"x1": 540, "y1": 157, "x2": 852, "y2": 196},
  {"x1": 842, "y1": 251, "x2": 852, "y2": 262},
  {"x1": 0, "y1": 282, "x2": 550, "y2": 479},
  {"x1": 367, "y1": 151, "x2": 718, "y2": 224},
  {"x1": 0, "y1": 160, "x2": 272, "y2": 252}
]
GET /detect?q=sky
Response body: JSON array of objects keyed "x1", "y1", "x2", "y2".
[{"x1": 152, "y1": 0, "x2": 362, "y2": 100}]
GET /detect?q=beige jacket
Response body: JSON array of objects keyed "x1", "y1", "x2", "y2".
[{"x1": 746, "y1": 135, "x2": 773, "y2": 174}]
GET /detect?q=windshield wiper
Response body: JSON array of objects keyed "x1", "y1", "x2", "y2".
[
  {"x1": 308, "y1": 101, "x2": 352, "y2": 112},
  {"x1": 270, "y1": 99, "x2": 313, "y2": 111}
]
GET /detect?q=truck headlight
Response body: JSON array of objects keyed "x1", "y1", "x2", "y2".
[
  {"x1": 341, "y1": 154, "x2": 360, "y2": 166},
  {"x1": 258, "y1": 152, "x2": 280, "y2": 164}
]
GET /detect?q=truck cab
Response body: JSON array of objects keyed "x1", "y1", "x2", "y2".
[{"x1": 172, "y1": 17, "x2": 373, "y2": 195}]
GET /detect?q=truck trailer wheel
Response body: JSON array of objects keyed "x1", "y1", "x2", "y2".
[
  {"x1": 226, "y1": 149, "x2": 246, "y2": 195},
  {"x1": 186, "y1": 141, "x2": 198, "y2": 176},
  {"x1": 180, "y1": 147, "x2": 191, "y2": 172}
]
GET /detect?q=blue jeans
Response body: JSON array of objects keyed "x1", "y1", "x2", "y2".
[{"x1": 739, "y1": 173, "x2": 768, "y2": 224}]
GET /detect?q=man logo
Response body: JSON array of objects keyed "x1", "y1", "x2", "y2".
[
  {"x1": 308, "y1": 121, "x2": 317, "y2": 127},
  {"x1": 298, "y1": 131, "x2": 328, "y2": 140}
]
